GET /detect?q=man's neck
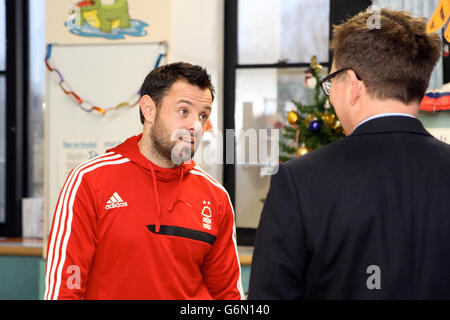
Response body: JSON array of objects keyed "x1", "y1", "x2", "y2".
[
  {"x1": 138, "y1": 133, "x2": 176, "y2": 169},
  {"x1": 351, "y1": 99, "x2": 419, "y2": 132}
]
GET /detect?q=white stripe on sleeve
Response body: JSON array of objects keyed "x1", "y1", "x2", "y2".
[{"x1": 45, "y1": 153, "x2": 128, "y2": 300}]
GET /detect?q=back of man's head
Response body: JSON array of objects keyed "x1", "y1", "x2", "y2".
[{"x1": 330, "y1": 8, "x2": 442, "y2": 105}]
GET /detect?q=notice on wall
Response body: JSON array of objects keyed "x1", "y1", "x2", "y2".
[
  {"x1": 427, "y1": 128, "x2": 450, "y2": 145},
  {"x1": 59, "y1": 138, "x2": 122, "y2": 188}
]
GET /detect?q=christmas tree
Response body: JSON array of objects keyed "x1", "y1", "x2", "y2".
[{"x1": 279, "y1": 56, "x2": 345, "y2": 162}]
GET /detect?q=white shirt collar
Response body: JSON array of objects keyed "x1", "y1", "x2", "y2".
[{"x1": 352, "y1": 113, "x2": 417, "y2": 133}]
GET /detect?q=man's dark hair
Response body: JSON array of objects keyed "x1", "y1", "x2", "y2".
[
  {"x1": 139, "y1": 62, "x2": 215, "y2": 124},
  {"x1": 330, "y1": 8, "x2": 441, "y2": 104}
]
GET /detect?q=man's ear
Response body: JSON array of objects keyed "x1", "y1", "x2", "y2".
[
  {"x1": 140, "y1": 95, "x2": 157, "y2": 124},
  {"x1": 347, "y1": 69, "x2": 361, "y2": 106}
]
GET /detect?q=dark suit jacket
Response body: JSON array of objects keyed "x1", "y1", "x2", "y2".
[{"x1": 248, "y1": 116, "x2": 450, "y2": 299}]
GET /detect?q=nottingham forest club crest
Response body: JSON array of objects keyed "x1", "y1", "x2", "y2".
[{"x1": 201, "y1": 201, "x2": 212, "y2": 230}]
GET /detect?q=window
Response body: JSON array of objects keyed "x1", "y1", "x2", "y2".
[
  {"x1": 238, "y1": 0, "x2": 329, "y2": 65},
  {"x1": 1, "y1": 0, "x2": 29, "y2": 236},
  {"x1": 28, "y1": 0, "x2": 46, "y2": 199},
  {"x1": 225, "y1": 0, "x2": 331, "y2": 244},
  {"x1": 0, "y1": 0, "x2": 6, "y2": 223},
  {"x1": 224, "y1": 0, "x2": 372, "y2": 245},
  {"x1": 0, "y1": 0, "x2": 4, "y2": 71},
  {"x1": 0, "y1": 0, "x2": 46, "y2": 236}
]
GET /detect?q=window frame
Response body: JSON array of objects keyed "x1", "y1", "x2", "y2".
[
  {"x1": 224, "y1": 0, "x2": 372, "y2": 246},
  {"x1": 0, "y1": 0, "x2": 30, "y2": 237},
  {"x1": 0, "y1": 23, "x2": 4, "y2": 229}
]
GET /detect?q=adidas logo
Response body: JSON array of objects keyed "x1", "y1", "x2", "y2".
[{"x1": 105, "y1": 192, "x2": 128, "y2": 210}]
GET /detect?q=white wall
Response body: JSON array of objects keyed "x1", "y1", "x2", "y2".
[{"x1": 170, "y1": 0, "x2": 224, "y2": 183}]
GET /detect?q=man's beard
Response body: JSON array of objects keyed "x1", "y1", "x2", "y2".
[{"x1": 150, "y1": 114, "x2": 198, "y2": 165}]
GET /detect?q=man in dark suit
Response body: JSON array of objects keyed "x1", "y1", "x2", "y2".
[{"x1": 248, "y1": 8, "x2": 450, "y2": 299}]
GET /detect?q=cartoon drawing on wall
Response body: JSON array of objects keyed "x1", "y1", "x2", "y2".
[{"x1": 65, "y1": 0, "x2": 148, "y2": 40}]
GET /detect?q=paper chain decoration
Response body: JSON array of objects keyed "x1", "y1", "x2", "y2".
[{"x1": 45, "y1": 42, "x2": 168, "y2": 115}]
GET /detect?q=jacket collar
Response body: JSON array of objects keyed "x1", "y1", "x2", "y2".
[{"x1": 350, "y1": 116, "x2": 433, "y2": 138}]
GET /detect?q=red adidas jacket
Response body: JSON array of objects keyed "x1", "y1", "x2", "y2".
[{"x1": 45, "y1": 134, "x2": 244, "y2": 300}]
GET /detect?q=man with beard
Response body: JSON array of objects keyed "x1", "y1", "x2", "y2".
[{"x1": 45, "y1": 62, "x2": 244, "y2": 300}]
